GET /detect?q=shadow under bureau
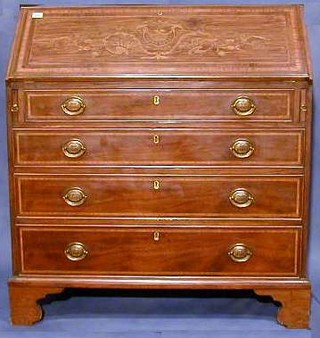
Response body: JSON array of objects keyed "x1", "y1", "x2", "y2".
[{"x1": 6, "y1": 5, "x2": 312, "y2": 328}]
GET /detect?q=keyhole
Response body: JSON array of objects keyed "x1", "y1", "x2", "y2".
[
  {"x1": 153, "y1": 180, "x2": 160, "y2": 190},
  {"x1": 153, "y1": 95, "x2": 160, "y2": 106},
  {"x1": 153, "y1": 231, "x2": 160, "y2": 241}
]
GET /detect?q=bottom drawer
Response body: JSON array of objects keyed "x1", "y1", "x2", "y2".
[{"x1": 19, "y1": 227, "x2": 300, "y2": 277}]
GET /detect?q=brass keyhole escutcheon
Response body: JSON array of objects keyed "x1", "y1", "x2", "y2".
[
  {"x1": 153, "y1": 180, "x2": 160, "y2": 190},
  {"x1": 232, "y1": 96, "x2": 256, "y2": 116},
  {"x1": 228, "y1": 243, "x2": 252, "y2": 263},
  {"x1": 62, "y1": 139, "x2": 86, "y2": 158},
  {"x1": 230, "y1": 138, "x2": 254, "y2": 159},
  {"x1": 153, "y1": 231, "x2": 160, "y2": 241},
  {"x1": 153, "y1": 135, "x2": 160, "y2": 144},
  {"x1": 65, "y1": 242, "x2": 88, "y2": 261},
  {"x1": 63, "y1": 187, "x2": 87, "y2": 206},
  {"x1": 61, "y1": 96, "x2": 86, "y2": 116},
  {"x1": 153, "y1": 95, "x2": 160, "y2": 106},
  {"x1": 229, "y1": 188, "x2": 254, "y2": 208}
]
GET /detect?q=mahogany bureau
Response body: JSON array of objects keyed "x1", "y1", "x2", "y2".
[{"x1": 6, "y1": 5, "x2": 312, "y2": 327}]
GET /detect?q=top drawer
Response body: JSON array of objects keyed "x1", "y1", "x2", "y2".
[{"x1": 20, "y1": 89, "x2": 296, "y2": 123}]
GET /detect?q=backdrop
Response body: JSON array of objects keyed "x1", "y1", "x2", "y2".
[{"x1": 0, "y1": 1, "x2": 319, "y2": 337}]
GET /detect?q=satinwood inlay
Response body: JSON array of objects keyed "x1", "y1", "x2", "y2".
[{"x1": 47, "y1": 18, "x2": 268, "y2": 60}]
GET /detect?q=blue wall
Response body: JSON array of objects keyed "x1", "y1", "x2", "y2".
[{"x1": 0, "y1": 0, "x2": 319, "y2": 322}]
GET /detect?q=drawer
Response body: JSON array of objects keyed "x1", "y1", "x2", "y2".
[
  {"x1": 22, "y1": 89, "x2": 295, "y2": 122},
  {"x1": 19, "y1": 227, "x2": 300, "y2": 276},
  {"x1": 15, "y1": 130, "x2": 304, "y2": 167},
  {"x1": 16, "y1": 175, "x2": 302, "y2": 219}
]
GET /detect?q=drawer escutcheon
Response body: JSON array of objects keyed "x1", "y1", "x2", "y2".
[
  {"x1": 153, "y1": 180, "x2": 161, "y2": 190},
  {"x1": 153, "y1": 231, "x2": 161, "y2": 241},
  {"x1": 153, "y1": 135, "x2": 160, "y2": 144},
  {"x1": 153, "y1": 95, "x2": 160, "y2": 106}
]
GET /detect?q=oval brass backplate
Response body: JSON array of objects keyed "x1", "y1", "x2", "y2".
[
  {"x1": 62, "y1": 139, "x2": 86, "y2": 158},
  {"x1": 65, "y1": 242, "x2": 88, "y2": 261},
  {"x1": 229, "y1": 188, "x2": 254, "y2": 208},
  {"x1": 61, "y1": 96, "x2": 86, "y2": 116},
  {"x1": 232, "y1": 96, "x2": 256, "y2": 116},
  {"x1": 228, "y1": 243, "x2": 252, "y2": 263},
  {"x1": 230, "y1": 138, "x2": 254, "y2": 159},
  {"x1": 63, "y1": 187, "x2": 87, "y2": 206}
]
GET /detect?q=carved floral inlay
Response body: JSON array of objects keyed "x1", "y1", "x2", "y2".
[{"x1": 46, "y1": 18, "x2": 269, "y2": 60}]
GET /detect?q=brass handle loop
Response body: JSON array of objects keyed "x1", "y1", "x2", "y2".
[
  {"x1": 232, "y1": 96, "x2": 256, "y2": 116},
  {"x1": 63, "y1": 187, "x2": 87, "y2": 207},
  {"x1": 62, "y1": 139, "x2": 86, "y2": 158},
  {"x1": 229, "y1": 188, "x2": 254, "y2": 208},
  {"x1": 65, "y1": 242, "x2": 88, "y2": 261},
  {"x1": 230, "y1": 138, "x2": 254, "y2": 158},
  {"x1": 61, "y1": 96, "x2": 86, "y2": 116},
  {"x1": 228, "y1": 243, "x2": 252, "y2": 263}
]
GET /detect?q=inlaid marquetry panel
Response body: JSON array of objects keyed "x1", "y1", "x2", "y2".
[{"x1": 8, "y1": 6, "x2": 309, "y2": 78}]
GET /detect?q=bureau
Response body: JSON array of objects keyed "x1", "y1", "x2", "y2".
[{"x1": 6, "y1": 5, "x2": 312, "y2": 328}]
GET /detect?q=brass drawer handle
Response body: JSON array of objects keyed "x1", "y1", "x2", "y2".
[
  {"x1": 61, "y1": 96, "x2": 86, "y2": 116},
  {"x1": 65, "y1": 242, "x2": 88, "y2": 261},
  {"x1": 230, "y1": 138, "x2": 254, "y2": 158},
  {"x1": 232, "y1": 96, "x2": 256, "y2": 116},
  {"x1": 228, "y1": 243, "x2": 252, "y2": 263},
  {"x1": 62, "y1": 139, "x2": 86, "y2": 158},
  {"x1": 63, "y1": 187, "x2": 87, "y2": 206},
  {"x1": 229, "y1": 188, "x2": 254, "y2": 208},
  {"x1": 153, "y1": 95, "x2": 160, "y2": 106}
]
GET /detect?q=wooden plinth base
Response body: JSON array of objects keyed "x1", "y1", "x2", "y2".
[
  {"x1": 9, "y1": 283, "x2": 64, "y2": 325},
  {"x1": 8, "y1": 277, "x2": 311, "y2": 328},
  {"x1": 254, "y1": 288, "x2": 311, "y2": 329}
]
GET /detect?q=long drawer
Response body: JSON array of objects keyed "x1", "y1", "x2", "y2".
[
  {"x1": 16, "y1": 175, "x2": 302, "y2": 219},
  {"x1": 14, "y1": 130, "x2": 304, "y2": 167},
  {"x1": 19, "y1": 227, "x2": 300, "y2": 276},
  {"x1": 22, "y1": 89, "x2": 295, "y2": 122}
]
